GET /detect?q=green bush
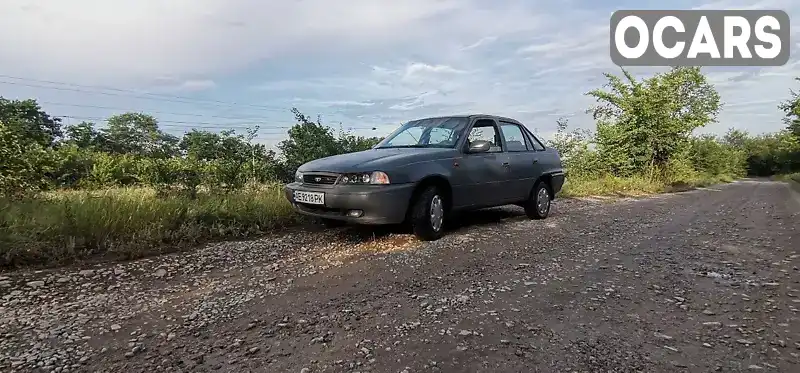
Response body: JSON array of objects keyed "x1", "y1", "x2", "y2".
[
  {"x1": 0, "y1": 120, "x2": 55, "y2": 198},
  {"x1": 48, "y1": 144, "x2": 95, "y2": 188},
  {"x1": 86, "y1": 152, "x2": 140, "y2": 187},
  {"x1": 689, "y1": 135, "x2": 747, "y2": 178},
  {"x1": 744, "y1": 131, "x2": 800, "y2": 176},
  {"x1": 205, "y1": 158, "x2": 248, "y2": 192}
]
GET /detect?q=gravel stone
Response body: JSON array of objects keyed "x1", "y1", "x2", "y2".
[{"x1": 26, "y1": 280, "x2": 45, "y2": 288}]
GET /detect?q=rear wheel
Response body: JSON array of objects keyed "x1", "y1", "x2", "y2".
[
  {"x1": 408, "y1": 185, "x2": 446, "y2": 241},
  {"x1": 524, "y1": 181, "x2": 551, "y2": 219}
]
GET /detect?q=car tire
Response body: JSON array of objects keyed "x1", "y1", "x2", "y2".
[
  {"x1": 524, "y1": 181, "x2": 551, "y2": 220},
  {"x1": 409, "y1": 185, "x2": 446, "y2": 241}
]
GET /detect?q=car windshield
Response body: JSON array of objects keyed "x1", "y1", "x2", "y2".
[{"x1": 375, "y1": 117, "x2": 469, "y2": 149}]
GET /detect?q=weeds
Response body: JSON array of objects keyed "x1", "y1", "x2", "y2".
[{"x1": 0, "y1": 184, "x2": 300, "y2": 268}]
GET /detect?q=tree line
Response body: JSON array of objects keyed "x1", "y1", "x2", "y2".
[
  {"x1": 2, "y1": 67, "x2": 800, "y2": 199},
  {"x1": 0, "y1": 104, "x2": 383, "y2": 198}
]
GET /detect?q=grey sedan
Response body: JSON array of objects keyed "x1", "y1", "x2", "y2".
[{"x1": 284, "y1": 114, "x2": 565, "y2": 240}]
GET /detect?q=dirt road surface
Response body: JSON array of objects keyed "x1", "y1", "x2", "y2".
[{"x1": 1, "y1": 179, "x2": 799, "y2": 373}]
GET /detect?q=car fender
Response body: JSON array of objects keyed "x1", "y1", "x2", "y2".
[{"x1": 390, "y1": 158, "x2": 456, "y2": 185}]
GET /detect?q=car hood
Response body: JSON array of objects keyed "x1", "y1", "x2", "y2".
[{"x1": 298, "y1": 147, "x2": 457, "y2": 173}]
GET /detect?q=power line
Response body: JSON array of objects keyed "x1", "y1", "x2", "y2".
[
  {"x1": 0, "y1": 76, "x2": 404, "y2": 124},
  {"x1": 38, "y1": 100, "x2": 393, "y2": 127},
  {"x1": 3, "y1": 81, "x2": 399, "y2": 127},
  {"x1": 40, "y1": 101, "x2": 279, "y2": 121},
  {"x1": 0, "y1": 74, "x2": 293, "y2": 111},
  {"x1": 53, "y1": 115, "x2": 382, "y2": 134},
  {"x1": 0, "y1": 79, "x2": 295, "y2": 111},
  {"x1": 0, "y1": 75, "x2": 411, "y2": 135},
  {"x1": 55, "y1": 115, "x2": 276, "y2": 128}
]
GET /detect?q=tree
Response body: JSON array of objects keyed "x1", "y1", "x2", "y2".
[
  {"x1": 0, "y1": 119, "x2": 53, "y2": 197},
  {"x1": 101, "y1": 113, "x2": 178, "y2": 157},
  {"x1": 177, "y1": 126, "x2": 278, "y2": 189},
  {"x1": 546, "y1": 116, "x2": 601, "y2": 179},
  {"x1": 586, "y1": 67, "x2": 721, "y2": 177},
  {"x1": 336, "y1": 131, "x2": 383, "y2": 154},
  {"x1": 721, "y1": 128, "x2": 750, "y2": 149},
  {"x1": 180, "y1": 130, "x2": 232, "y2": 161},
  {"x1": 277, "y1": 108, "x2": 344, "y2": 175},
  {"x1": 64, "y1": 121, "x2": 107, "y2": 149},
  {"x1": 0, "y1": 97, "x2": 62, "y2": 148},
  {"x1": 779, "y1": 77, "x2": 800, "y2": 138},
  {"x1": 547, "y1": 116, "x2": 593, "y2": 159}
]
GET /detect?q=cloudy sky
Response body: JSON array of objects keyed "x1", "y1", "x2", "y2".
[{"x1": 0, "y1": 0, "x2": 798, "y2": 147}]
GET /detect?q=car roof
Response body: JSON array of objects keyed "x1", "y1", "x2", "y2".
[{"x1": 412, "y1": 114, "x2": 523, "y2": 124}]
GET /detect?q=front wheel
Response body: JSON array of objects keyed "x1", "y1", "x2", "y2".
[
  {"x1": 408, "y1": 186, "x2": 446, "y2": 241},
  {"x1": 524, "y1": 181, "x2": 551, "y2": 220}
]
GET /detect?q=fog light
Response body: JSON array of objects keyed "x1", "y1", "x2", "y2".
[{"x1": 347, "y1": 209, "x2": 363, "y2": 217}]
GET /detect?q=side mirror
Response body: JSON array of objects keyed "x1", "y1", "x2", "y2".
[{"x1": 467, "y1": 140, "x2": 491, "y2": 153}]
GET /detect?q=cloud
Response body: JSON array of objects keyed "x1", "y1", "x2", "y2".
[
  {"x1": 460, "y1": 36, "x2": 498, "y2": 51},
  {"x1": 0, "y1": 0, "x2": 542, "y2": 85},
  {"x1": 0, "y1": 0, "x2": 798, "y2": 147},
  {"x1": 149, "y1": 78, "x2": 217, "y2": 92},
  {"x1": 403, "y1": 63, "x2": 467, "y2": 78},
  {"x1": 178, "y1": 80, "x2": 217, "y2": 91},
  {"x1": 290, "y1": 98, "x2": 375, "y2": 108}
]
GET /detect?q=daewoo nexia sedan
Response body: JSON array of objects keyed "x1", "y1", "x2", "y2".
[{"x1": 284, "y1": 114, "x2": 565, "y2": 241}]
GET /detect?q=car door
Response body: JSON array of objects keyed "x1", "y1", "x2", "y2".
[
  {"x1": 450, "y1": 118, "x2": 510, "y2": 209},
  {"x1": 497, "y1": 122, "x2": 536, "y2": 201},
  {"x1": 500, "y1": 122, "x2": 544, "y2": 201}
]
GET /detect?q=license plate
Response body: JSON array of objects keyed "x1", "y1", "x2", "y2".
[{"x1": 294, "y1": 191, "x2": 325, "y2": 205}]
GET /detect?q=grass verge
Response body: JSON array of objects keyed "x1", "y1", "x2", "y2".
[
  {"x1": 559, "y1": 173, "x2": 736, "y2": 198},
  {"x1": 775, "y1": 173, "x2": 800, "y2": 195},
  {"x1": 0, "y1": 184, "x2": 300, "y2": 269},
  {"x1": 775, "y1": 172, "x2": 800, "y2": 183}
]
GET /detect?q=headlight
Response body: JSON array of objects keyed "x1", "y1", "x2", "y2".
[
  {"x1": 340, "y1": 171, "x2": 390, "y2": 185},
  {"x1": 295, "y1": 171, "x2": 303, "y2": 183}
]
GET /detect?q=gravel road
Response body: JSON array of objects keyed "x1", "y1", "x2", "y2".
[{"x1": 1, "y1": 179, "x2": 799, "y2": 373}]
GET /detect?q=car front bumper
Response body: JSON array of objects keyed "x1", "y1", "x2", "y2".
[{"x1": 284, "y1": 182, "x2": 415, "y2": 225}]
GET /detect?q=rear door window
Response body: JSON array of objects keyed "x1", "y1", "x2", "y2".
[{"x1": 499, "y1": 123, "x2": 529, "y2": 152}]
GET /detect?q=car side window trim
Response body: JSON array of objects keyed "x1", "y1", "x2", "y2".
[
  {"x1": 531, "y1": 133, "x2": 546, "y2": 151},
  {"x1": 519, "y1": 125, "x2": 546, "y2": 151},
  {"x1": 519, "y1": 124, "x2": 535, "y2": 151}
]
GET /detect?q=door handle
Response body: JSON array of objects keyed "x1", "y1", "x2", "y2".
[
  {"x1": 532, "y1": 159, "x2": 539, "y2": 164},
  {"x1": 502, "y1": 162, "x2": 510, "y2": 168}
]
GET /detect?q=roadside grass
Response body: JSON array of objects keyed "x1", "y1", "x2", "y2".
[
  {"x1": 775, "y1": 172, "x2": 800, "y2": 194},
  {"x1": 559, "y1": 173, "x2": 736, "y2": 198},
  {"x1": 1, "y1": 173, "x2": 738, "y2": 270},
  {"x1": 0, "y1": 184, "x2": 300, "y2": 269},
  {"x1": 775, "y1": 172, "x2": 800, "y2": 183}
]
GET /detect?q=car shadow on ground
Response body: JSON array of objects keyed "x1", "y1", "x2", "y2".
[{"x1": 319, "y1": 206, "x2": 529, "y2": 244}]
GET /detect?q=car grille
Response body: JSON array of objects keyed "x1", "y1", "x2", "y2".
[{"x1": 303, "y1": 174, "x2": 338, "y2": 185}]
